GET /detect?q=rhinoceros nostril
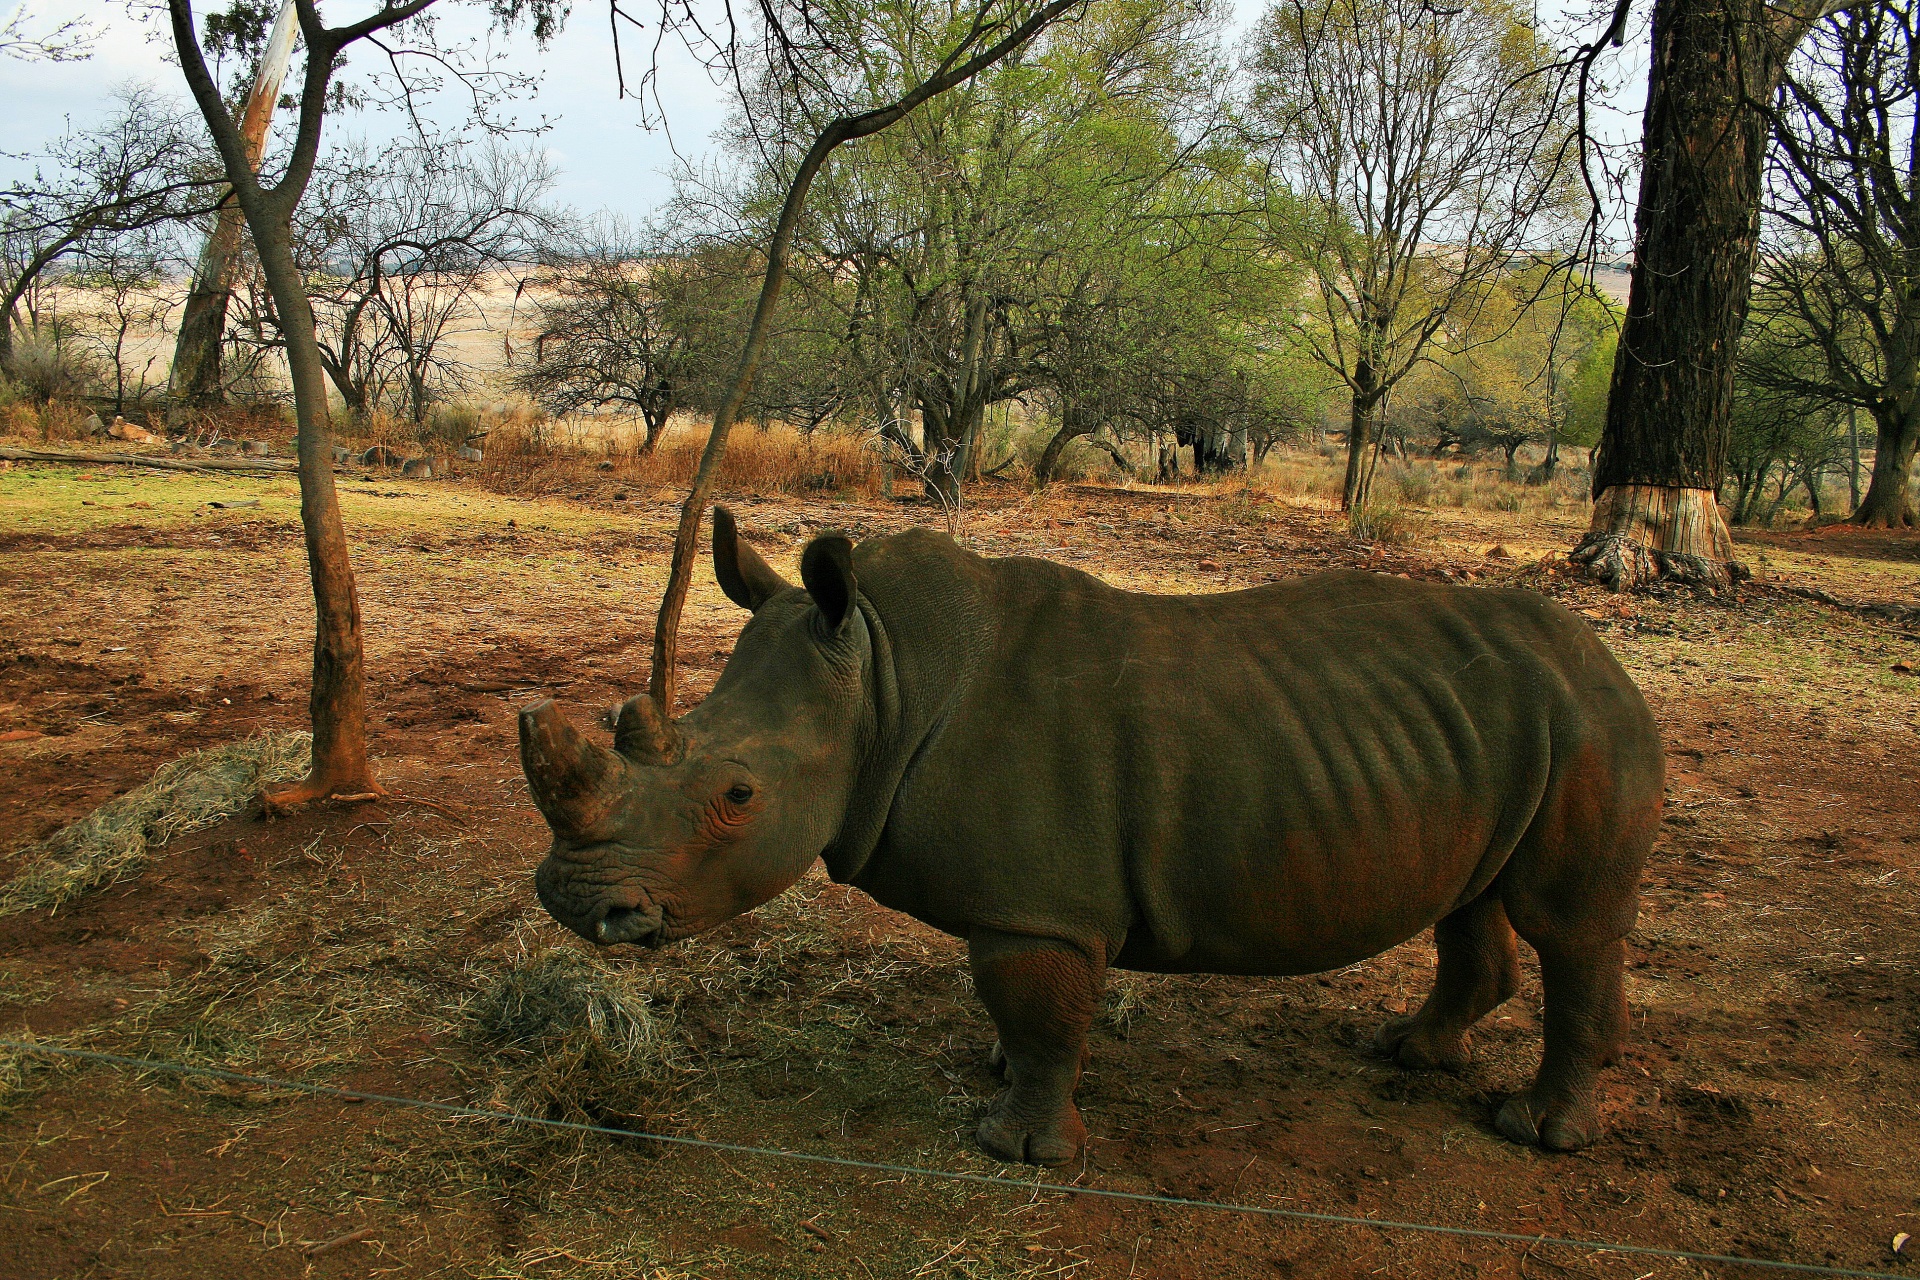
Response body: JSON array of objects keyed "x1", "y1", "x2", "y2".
[{"x1": 595, "y1": 905, "x2": 662, "y2": 947}]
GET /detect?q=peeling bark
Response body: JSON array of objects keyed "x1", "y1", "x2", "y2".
[{"x1": 1571, "y1": 484, "x2": 1747, "y2": 590}]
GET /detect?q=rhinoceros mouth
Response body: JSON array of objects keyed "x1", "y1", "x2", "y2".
[{"x1": 594, "y1": 904, "x2": 666, "y2": 947}]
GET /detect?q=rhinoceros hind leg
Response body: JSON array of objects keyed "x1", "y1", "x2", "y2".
[
  {"x1": 969, "y1": 930, "x2": 1101, "y2": 1167},
  {"x1": 1376, "y1": 890, "x2": 1521, "y2": 1071},
  {"x1": 1495, "y1": 938, "x2": 1629, "y2": 1152}
]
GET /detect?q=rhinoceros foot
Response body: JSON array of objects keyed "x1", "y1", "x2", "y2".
[
  {"x1": 1373, "y1": 1013, "x2": 1473, "y2": 1071},
  {"x1": 976, "y1": 1092, "x2": 1086, "y2": 1166},
  {"x1": 1494, "y1": 1088, "x2": 1599, "y2": 1152}
]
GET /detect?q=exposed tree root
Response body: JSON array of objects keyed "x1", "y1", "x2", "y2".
[
  {"x1": 1571, "y1": 484, "x2": 1749, "y2": 592},
  {"x1": 262, "y1": 776, "x2": 387, "y2": 816}
]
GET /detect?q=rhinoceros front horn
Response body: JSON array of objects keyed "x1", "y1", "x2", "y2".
[{"x1": 519, "y1": 699, "x2": 626, "y2": 842}]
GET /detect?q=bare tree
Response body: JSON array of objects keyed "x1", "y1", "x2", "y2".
[
  {"x1": 0, "y1": 3, "x2": 97, "y2": 61},
  {"x1": 300, "y1": 138, "x2": 558, "y2": 425},
  {"x1": 66, "y1": 225, "x2": 182, "y2": 415},
  {"x1": 1752, "y1": 1, "x2": 1920, "y2": 528},
  {"x1": 167, "y1": 0, "x2": 555, "y2": 807},
  {"x1": 510, "y1": 237, "x2": 702, "y2": 454},
  {"x1": 0, "y1": 86, "x2": 216, "y2": 364},
  {"x1": 1246, "y1": 0, "x2": 1582, "y2": 516}
]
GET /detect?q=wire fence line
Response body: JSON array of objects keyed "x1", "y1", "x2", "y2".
[{"x1": 0, "y1": 1039, "x2": 1896, "y2": 1279}]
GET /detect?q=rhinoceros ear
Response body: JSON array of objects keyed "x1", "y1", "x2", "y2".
[
  {"x1": 800, "y1": 535, "x2": 856, "y2": 633},
  {"x1": 713, "y1": 505, "x2": 791, "y2": 611}
]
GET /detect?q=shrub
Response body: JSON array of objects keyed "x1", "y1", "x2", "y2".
[
  {"x1": 1391, "y1": 461, "x2": 1439, "y2": 506},
  {"x1": 3, "y1": 330, "x2": 99, "y2": 405},
  {"x1": 1349, "y1": 498, "x2": 1425, "y2": 546}
]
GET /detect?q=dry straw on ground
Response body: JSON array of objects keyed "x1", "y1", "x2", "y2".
[
  {"x1": 0, "y1": 731, "x2": 311, "y2": 914},
  {"x1": 463, "y1": 936, "x2": 689, "y2": 1126}
]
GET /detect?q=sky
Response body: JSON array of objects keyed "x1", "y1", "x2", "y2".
[
  {"x1": 0, "y1": 0, "x2": 1649, "y2": 224},
  {"x1": 0, "y1": 0, "x2": 734, "y2": 218}
]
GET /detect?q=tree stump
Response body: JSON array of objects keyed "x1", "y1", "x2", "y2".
[{"x1": 1571, "y1": 484, "x2": 1747, "y2": 591}]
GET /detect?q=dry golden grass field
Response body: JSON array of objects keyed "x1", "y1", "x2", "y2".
[{"x1": 1, "y1": 441, "x2": 1917, "y2": 1279}]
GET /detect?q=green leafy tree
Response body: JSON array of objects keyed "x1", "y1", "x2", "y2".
[{"x1": 1245, "y1": 0, "x2": 1582, "y2": 515}]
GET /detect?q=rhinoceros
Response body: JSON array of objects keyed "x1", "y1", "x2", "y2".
[{"x1": 520, "y1": 510, "x2": 1662, "y2": 1164}]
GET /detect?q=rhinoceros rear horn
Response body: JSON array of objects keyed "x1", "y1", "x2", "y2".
[
  {"x1": 713, "y1": 505, "x2": 791, "y2": 611},
  {"x1": 613, "y1": 694, "x2": 685, "y2": 766},
  {"x1": 519, "y1": 699, "x2": 626, "y2": 842}
]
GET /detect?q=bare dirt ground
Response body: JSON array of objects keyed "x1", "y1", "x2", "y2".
[{"x1": 1, "y1": 456, "x2": 1917, "y2": 1279}]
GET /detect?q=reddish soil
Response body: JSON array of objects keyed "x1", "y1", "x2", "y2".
[{"x1": 0, "y1": 479, "x2": 1916, "y2": 1280}]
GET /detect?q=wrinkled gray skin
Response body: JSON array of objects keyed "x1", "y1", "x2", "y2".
[{"x1": 522, "y1": 510, "x2": 1662, "y2": 1165}]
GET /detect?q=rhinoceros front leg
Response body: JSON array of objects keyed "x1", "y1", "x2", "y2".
[{"x1": 967, "y1": 929, "x2": 1102, "y2": 1167}]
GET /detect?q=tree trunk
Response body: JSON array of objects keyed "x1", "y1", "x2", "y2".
[
  {"x1": 1572, "y1": 0, "x2": 1814, "y2": 589},
  {"x1": 1577, "y1": 484, "x2": 1739, "y2": 584},
  {"x1": 251, "y1": 220, "x2": 376, "y2": 803},
  {"x1": 169, "y1": 0, "x2": 298, "y2": 412},
  {"x1": 1340, "y1": 366, "x2": 1379, "y2": 510},
  {"x1": 639, "y1": 405, "x2": 668, "y2": 455},
  {"x1": 1034, "y1": 408, "x2": 1092, "y2": 486},
  {"x1": 1853, "y1": 397, "x2": 1919, "y2": 527},
  {"x1": 1846, "y1": 404, "x2": 1860, "y2": 511}
]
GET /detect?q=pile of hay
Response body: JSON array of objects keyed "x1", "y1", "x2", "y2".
[
  {"x1": 465, "y1": 943, "x2": 688, "y2": 1127},
  {"x1": 0, "y1": 731, "x2": 311, "y2": 915},
  {"x1": 0, "y1": 1034, "x2": 71, "y2": 1116}
]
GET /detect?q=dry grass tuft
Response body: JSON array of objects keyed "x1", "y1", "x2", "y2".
[
  {"x1": 0, "y1": 1032, "x2": 72, "y2": 1116},
  {"x1": 0, "y1": 731, "x2": 311, "y2": 915},
  {"x1": 463, "y1": 936, "x2": 689, "y2": 1126},
  {"x1": 1348, "y1": 498, "x2": 1427, "y2": 547},
  {"x1": 1102, "y1": 972, "x2": 1174, "y2": 1038}
]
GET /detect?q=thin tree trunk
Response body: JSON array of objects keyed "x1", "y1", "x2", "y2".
[
  {"x1": 644, "y1": 0, "x2": 1086, "y2": 719},
  {"x1": 255, "y1": 223, "x2": 376, "y2": 802},
  {"x1": 1846, "y1": 403, "x2": 1860, "y2": 511},
  {"x1": 1341, "y1": 371, "x2": 1380, "y2": 510},
  {"x1": 1573, "y1": 0, "x2": 1826, "y2": 588},
  {"x1": 169, "y1": 0, "x2": 298, "y2": 412},
  {"x1": 169, "y1": 0, "x2": 380, "y2": 806}
]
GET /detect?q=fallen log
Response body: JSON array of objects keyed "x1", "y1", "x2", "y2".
[{"x1": 0, "y1": 445, "x2": 299, "y2": 476}]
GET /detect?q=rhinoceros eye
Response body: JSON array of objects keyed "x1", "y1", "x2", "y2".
[{"x1": 725, "y1": 784, "x2": 754, "y2": 805}]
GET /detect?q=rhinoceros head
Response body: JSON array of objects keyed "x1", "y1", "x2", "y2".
[{"x1": 519, "y1": 507, "x2": 867, "y2": 947}]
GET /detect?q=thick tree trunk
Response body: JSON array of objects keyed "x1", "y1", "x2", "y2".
[
  {"x1": 1853, "y1": 398, "x2": 1918, "y2": 527},
  {"x1": 1576, "y1": 484, "x2": 1739, "y2": 588},
  {"x1": 171, "y1": 210, "x2": 246, "y2": 408},
  {"x1": 169, "y1": 0, "x2": 298, "y2": 411},
  {"x1": 1574, "y1": 0, "x2": 1814, "y2": 588}
]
